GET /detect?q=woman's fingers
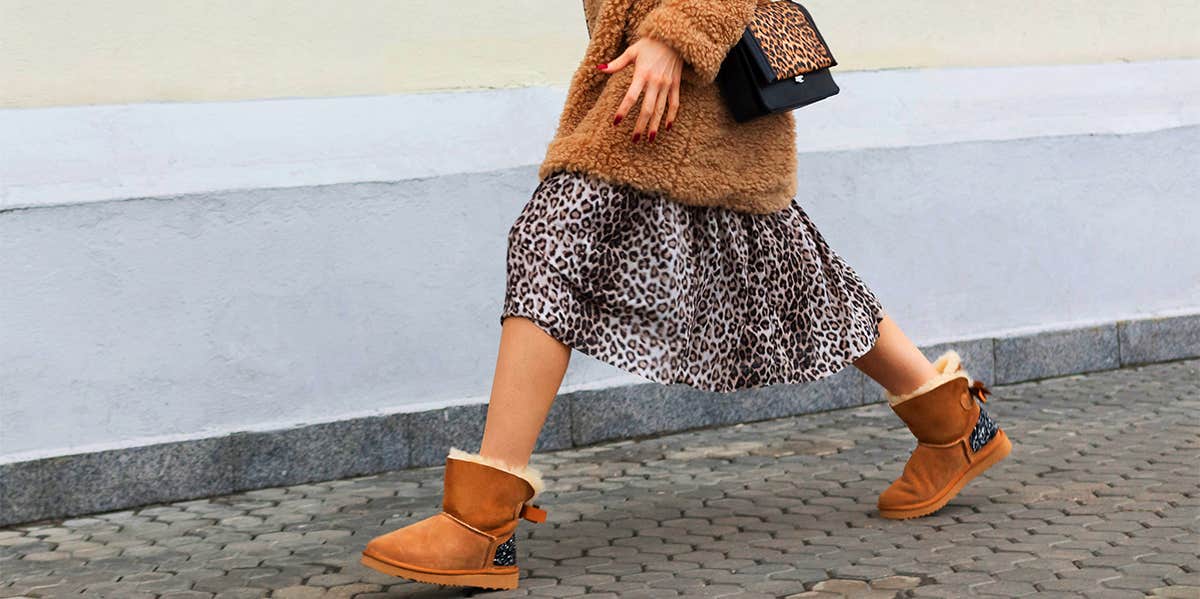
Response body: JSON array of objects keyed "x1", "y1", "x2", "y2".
[
  {"x1": 631, "y1": 82, "x2": 659, "y2": 143},
  {"x1": 597, "y1": 46, "x2": 635, "y2": 74},
  {"x1": 613, "y1": 74, "x2": 646, "y2": 127},
  {"x1": 600, "y1": 37, "x2": 684, "y2": 142},
  {"x1": 600, "y1": 47, "x2": 639, "y2": 126},
  {"x1": 665, "y1": 65, "x2": 681, "y2": 131},
  {"x1": 646, "y1": 79, "x2": 670, "y2": 142}
]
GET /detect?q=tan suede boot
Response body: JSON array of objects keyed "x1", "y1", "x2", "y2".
[
  {"x1": 360, "y1": 447, "x2": 548, "y2": 590},
  {"x1": 877, "y1": 350, "x2": 1012, "y2": 519}
]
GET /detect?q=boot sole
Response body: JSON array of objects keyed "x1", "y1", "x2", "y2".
[
  {"x1": 360, "y1": 553, "x2": 519, "y2": 590},
  {"x1": 879, "y1": 428, "x2": 1012, "y2": 520}
]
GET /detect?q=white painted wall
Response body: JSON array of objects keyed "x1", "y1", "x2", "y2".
[
  {"x1": 4, "y1": 0, "x2": 1200, "y2": 107},
  {"x1": 2, "y1": 61, "x2": 1199, "y2": 462}
]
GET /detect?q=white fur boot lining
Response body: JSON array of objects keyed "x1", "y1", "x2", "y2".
[{"x1": 447, "y1": 447, "x2": 546, "y2": 499}]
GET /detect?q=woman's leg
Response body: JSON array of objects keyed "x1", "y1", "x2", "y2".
[
  {"x1": 360, "y1": 315, "x2": 568, "y2": 588},
  {"x1": 852, "y1": 310, "x2": 939, "y2": 395},
  {"x1": 852, "y1": 310, "x2": 1012, "y2": 519},
  {"x1": 478, "y1": 315, "x2": 571, "y2": 468}
]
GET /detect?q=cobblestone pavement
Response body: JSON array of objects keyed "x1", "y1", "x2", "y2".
[{"x1": 2, "y1": 360, "x2": 1198, "y2": 598}]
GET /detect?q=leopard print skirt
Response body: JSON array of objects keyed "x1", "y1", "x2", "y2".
[{"x1": 501, "y1": 169, "x2": 885, "y2": 393}]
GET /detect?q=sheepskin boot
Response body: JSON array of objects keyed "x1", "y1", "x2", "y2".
[
  {"x1": 878, "y1": 350, "x2": 1012, "y2": 519},
  {"x1": 360, "y1": 447, "x2": 548, "y2": 590}
]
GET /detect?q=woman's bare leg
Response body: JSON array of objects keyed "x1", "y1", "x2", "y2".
[
  {"x1": 852, "y1": 310, "x2": 939, "y2": 396},
  {"x1": 478, "y1": 316, "x2": 571, "y2": 468}
]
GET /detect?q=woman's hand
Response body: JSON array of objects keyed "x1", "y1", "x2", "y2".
[{"x1": 597, "y1": 37, "x2": 683, "y2": 143}]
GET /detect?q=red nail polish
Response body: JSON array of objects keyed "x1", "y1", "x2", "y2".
[
  {"x1": 613, "y1": 115, "x2": 622, "y2": 126},
  {"x1": 665, "y1": 121, "x2": 673, "y2": 131},
  {"x1": 648, "y1": 131, "x2": 656, "y2": 142},
  {"x1": 632, "y1": 133, "x2": 640, "y2": 143},
  {"x1": 596, "y1": 63, "x2": 607, "y2": 70}
]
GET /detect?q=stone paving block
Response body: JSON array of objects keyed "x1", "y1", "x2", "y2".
[
  {"x1": 1151, "y1": 587, "x2": 1200, "y2": 598},
  {"x1": 0, "y1": 359, "x2": 1195, "y2": 598},
  {"x1": 972, "y1": 580, "x2": 1039, "y2": 596}
]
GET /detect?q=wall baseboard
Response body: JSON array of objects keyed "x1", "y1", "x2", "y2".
[{"x1": 2, "y1": 313, "x2": 1195, "y2": 527}]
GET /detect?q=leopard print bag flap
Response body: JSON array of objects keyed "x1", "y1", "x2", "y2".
[
  {"x1": 715, "y1": 0, "x2": 840, "y2": 123},
  {"x1": 744, "y1": 0, "x2": 836, "y2": 84}
]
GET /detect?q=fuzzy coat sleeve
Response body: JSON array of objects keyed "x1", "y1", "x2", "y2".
[{"x1": 634, "y1": 0, "x2": 758, "y2": 83}]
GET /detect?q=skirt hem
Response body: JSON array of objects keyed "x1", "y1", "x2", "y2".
[{"x1": 499, "y1": 304, "x2": 885, "y2": 395}]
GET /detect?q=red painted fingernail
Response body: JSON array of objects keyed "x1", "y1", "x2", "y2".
[
  {"x1": 665, "y1": 121, "x2": 673, "y2": 131},
  {"x1": 613, "y1": 115, "x2": 622, "y2": 126},
  {"x1": 632, "y1": 133, "x2": 640, "y2": 143},
  {"x1": 596, "y1": 63, "x2": 607, "y2": 70},
  {"x1": 648, "y1": 131, "x2": 656, "y2": 142}
]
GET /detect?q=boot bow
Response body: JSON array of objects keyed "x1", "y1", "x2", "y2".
[
  {"x1": 968, "y1": 380, "x2": 991, "y2": 403},
  {"x1": 519, "y1": 503, "x2": 547, "y2": 523}
]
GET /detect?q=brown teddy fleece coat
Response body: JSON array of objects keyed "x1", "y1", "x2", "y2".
[{"x1": 538, "y1": 0, "x2": 798, "y2": 215}]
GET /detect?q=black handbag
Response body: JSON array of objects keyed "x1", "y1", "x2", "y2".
[{"x1": 715, "y1": 0, "x2": 839, "y2": 123}]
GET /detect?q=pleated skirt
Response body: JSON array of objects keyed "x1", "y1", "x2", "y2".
[{"x1": 500, "y1": 169, "x2": 885, "y2": 393}]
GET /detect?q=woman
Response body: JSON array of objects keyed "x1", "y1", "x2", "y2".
[{"x1": 361, "y1": 0, "x2": 1012, "y2": 590}]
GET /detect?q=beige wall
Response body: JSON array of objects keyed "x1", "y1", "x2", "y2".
[{"x1": 3, "y1": 0, "x2": 1199, "y2": 108}]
